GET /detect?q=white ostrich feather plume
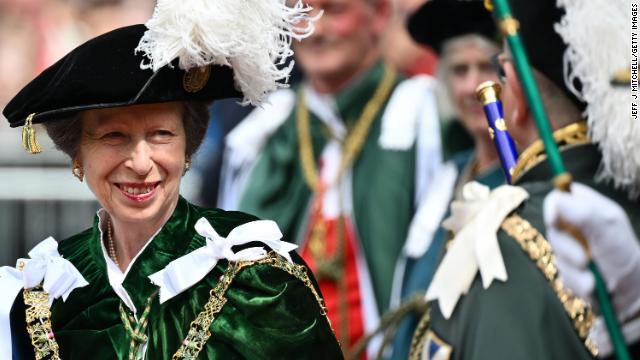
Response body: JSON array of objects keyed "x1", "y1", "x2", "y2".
[
  {"x1": 135, "y1": 0, "x2": 318, "y2": 106},
  {"x1": 556, "y1": 0, "x2": 639, "y2": 198}
]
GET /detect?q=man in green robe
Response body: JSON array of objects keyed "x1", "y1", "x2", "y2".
[
  {"x1": 220, "y1": 0, "x2": 443, "y2": 355},
  {"x1": 412, "y1": 0, "x2": 640, "y2": 359},
  {"x1": 387, "y1": 1, "x2": 505, "y2": 358}
]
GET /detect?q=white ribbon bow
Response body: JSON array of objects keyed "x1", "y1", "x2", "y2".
[
  {"x1": 426, "y1": 182, "x2": 529, "y2": 319},
  {"x1": 15, "y1": 237, "x2": 88, "y2": 304},
  {"x1": 149, "y1": 217, "x2": 297, "y2": 304},
  {"x1": 0, "y1": 237, "x2": 89, "y2": 359}
]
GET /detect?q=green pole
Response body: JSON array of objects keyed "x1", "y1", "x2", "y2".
[
  {"x1": 591, "y1": 262, "x2": 631, "y2": 360},
  {"x1": 492, "y1": 0, "x2": 570, "y2": 190},
  {"x1": 490, "y1": 0, "x2": 630, "y2": 358}
]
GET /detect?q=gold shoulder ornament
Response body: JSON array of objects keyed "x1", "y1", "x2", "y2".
[
  {"x1": 511, "y1": 121, "x2": 589, "y2": 183},
  {"x1": 501, "y1": 214, "x2": 598, "y2": 356}
]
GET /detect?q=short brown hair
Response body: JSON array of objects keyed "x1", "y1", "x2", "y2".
[{"x1": 44, "y1": 101, "x2": 211, "y2": 160}]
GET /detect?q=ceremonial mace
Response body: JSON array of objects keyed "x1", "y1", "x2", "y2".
[
  {"x1": 475, "y1": 82, "x2": 518, "y2": 184},
  {"x1": 481, "y1": 0, "x2": 630, "y2": 358}
]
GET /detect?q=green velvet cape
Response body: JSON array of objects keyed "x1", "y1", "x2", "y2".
[
  {"x1": 238, "y1": 63, "x2": 415, "y2": 313},
  {"x1": 427, "y1": 144, "x2": 640, "y2": 359},
  {"x1": 11, "y1": 197, "x2": 342, "y2": 359}
]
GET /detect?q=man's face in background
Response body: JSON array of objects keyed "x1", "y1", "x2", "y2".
[{"x1": 294, "y1": 0, "x2": 387, "y2": 92}]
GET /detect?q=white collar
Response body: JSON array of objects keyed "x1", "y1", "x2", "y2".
[
  {"x1": 303, "y1": 83, "x2": 346, "y2": 140},
  {"x1": 96, "y1": 209, "x2": 160, "y2": 313}
]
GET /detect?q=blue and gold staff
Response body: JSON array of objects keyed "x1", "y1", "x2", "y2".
[{"x1": 475, "y1": 81, "x2": 518, "y2": 183}]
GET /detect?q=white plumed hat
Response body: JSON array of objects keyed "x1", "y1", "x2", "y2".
[
  {"x1": 555, "y1": 0, "x2": 639, "y2": 198},
  {"x1": 135, "y1": 0, "x2": 318, "y2": 106}
]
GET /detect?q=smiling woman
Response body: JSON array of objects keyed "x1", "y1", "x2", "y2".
[
  {"x1": 0, "y1": 1, "x2": 342, "y2": 359},
  {"x1": 75, "y1": 103, "x2": 189, "y2": 269}
]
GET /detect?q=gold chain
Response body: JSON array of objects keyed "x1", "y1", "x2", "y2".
[
  {"x1": 119, "y1": 289, "x2": 159, "y2": 360},
  {"x1": 24, "y1": 287, "x2": 61, "y2": 360},
  {"x1": 296, "y1": 65, "x2": 397, "y2": 192},
  {"x1": 501, "y1": 215, "x2": 598, "y2": 356},
  {"x1": 408, "y1": 310, "x2": 431, "y2": 360},
  {"x1": 511, "y1": 121, "x2": 589, "y2": 183}
]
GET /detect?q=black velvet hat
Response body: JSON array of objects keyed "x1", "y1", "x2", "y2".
[
  {"x1": 507, "y1": 0, "x2": 584, "y2": 109},
  {"x1": 407, "y1": 0, "x2": 498, "y2": 54},
  {"x1": 2, "y1": 24, "x2": 241, "y2": 128}
]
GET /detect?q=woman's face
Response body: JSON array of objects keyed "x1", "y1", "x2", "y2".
[
  {"x1": 78, "y1": 102, "x2": 186, "y2": 227},
  {"x1": 444, "y1": 39, "x2": 500, "y2": 139}
]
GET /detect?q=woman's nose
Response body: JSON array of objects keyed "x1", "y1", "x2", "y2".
[
  {"x1": 125, "y1": 140, "x2": 153, "y2": 176},
  {"x1": 463, "y1": 68, "x2": 482, "y2": 94}
]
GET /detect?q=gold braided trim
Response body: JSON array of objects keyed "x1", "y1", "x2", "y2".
[
  {"x1": 409, "y1": 307, "x2": 431, "y2": 360},
  {"x1": 408, "y1": 310, "x2": 431, "y2": 360},
  {"x1": 501, "y1": 215, "x2": 598, "y2": 356},
  {"x1": 172, "y1": 252, "x2": 329, "y2": 359},
  {"x1": 24, "y1": 287, "x2": 61, "y2": 360},
  {"x1": 296, "y1": 65, "x2": 397, "y2": 192},
  {"x1": 511, "y1": 121, "x2": 589, "y2": 183},
  {"x1": 252, "y1": 253, "x2": 328, "y2": 317}
]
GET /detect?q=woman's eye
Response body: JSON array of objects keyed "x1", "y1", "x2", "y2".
[
  {"x1": 153, "y1": 130, "x2": 174, "y2": 137},
  {"x1": 102, "y1": 132, "x2": 125, "y2": 140},
  {"x1": 450, "y1": 64, "x2": 469, "y2": 77}
]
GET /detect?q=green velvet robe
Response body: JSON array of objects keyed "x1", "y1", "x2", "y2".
[
  {"x1": 426, "y1": 143, "x2": 640, "y2": 359},
  {"x1": 238, "y1": 63, "x2": 416, "y2": 313},
  {"x1": 11, "y1": 197, "x2": 342, "y2": 359}
]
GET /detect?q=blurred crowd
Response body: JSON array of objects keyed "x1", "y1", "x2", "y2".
[
  {"x1": 0, "y1": 0, "x2": 155, "y2": 163},
  {"x1": 0, "y1": 0, "x2": 154, "y2": 110}
]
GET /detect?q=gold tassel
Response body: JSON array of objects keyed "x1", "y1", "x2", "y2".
[{"x1": 21, "y1": 113, "x2": 42, "y2": 154}]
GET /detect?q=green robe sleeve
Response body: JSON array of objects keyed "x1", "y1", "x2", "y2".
[
  {"x1": 138, "y1": 252, "x2": 342, "y2": 359},
  {"x1": 198, "y1": 253, "x2": 343, "y2": 359}
]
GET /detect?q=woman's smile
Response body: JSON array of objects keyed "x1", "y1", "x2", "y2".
[{"x1": 115, "y1": 181, "x2": 162, "y2": 202}]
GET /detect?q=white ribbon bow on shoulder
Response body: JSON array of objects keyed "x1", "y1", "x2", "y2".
[
  {"x1": 20, "y1": 237, "x2": 90, "y2": 302},
  {"x1": 0, "y1": 237, "x2": 89, "y2": 305},
  {"x1": 149, "y1": 217, "x2": 297, "y2": 304},
  {"x1": 0, "y1": 237, "x2": 89, "y2": 359},
  {"x1": 426, "y1": 182, "x2": 529, "y2": 319}
]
